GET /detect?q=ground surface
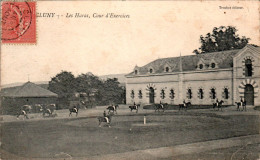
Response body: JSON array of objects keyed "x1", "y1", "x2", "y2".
[{"x1": 0, "y1": 105, "x2": 259, "y2": 159}]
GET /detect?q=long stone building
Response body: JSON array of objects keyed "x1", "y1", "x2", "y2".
[{"x1": 125, "y1": 45, "x2": 260, "y2": 106}]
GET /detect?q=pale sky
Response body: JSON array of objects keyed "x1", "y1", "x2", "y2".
[{"x1": 1, "y1": 1, "x2": 259, "y2": 85}]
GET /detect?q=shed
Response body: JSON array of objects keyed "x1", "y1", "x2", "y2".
[{"x1": 1, "y1": 81, "x2": 58, "y2": 114}]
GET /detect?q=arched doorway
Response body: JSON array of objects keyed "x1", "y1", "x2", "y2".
[
  {"x1": 149, "y1": 87, "x2": 155, "y2": 104},
  {"x1": 244, "y1": 84, "x2": 254, "y2": 105}
]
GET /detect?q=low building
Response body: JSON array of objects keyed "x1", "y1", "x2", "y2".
[
  {"x1": 125, "y1": 45, "x2": 260, "y2": 106},
  {"x1": 1, "y1": 81, "x2": 58, "y2": 114}
]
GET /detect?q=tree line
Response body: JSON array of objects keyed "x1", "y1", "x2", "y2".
[
  {"x1": 48, "y1": 71, "x2": 125, "y2": 109},
  {"x1": 193, "y1": 26, "x2": 256, "y2": 54}
]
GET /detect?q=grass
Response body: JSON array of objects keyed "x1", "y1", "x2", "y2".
[{"x1": 1, "y1": 112, "x2": 259, "y2": 159}]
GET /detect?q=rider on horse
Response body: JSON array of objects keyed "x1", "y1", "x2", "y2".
[
  {"x1": 160, "y1": 101, "x2": 164, "y2": 108},
  {"x1": 134, "y1": 102, "x2": 137, "y2": 109},
  {"x1": 240, "y1": 98, "x2": 243, "y2": 106},
  {"x1": 216, "y1": 98, "x2": 219, "y2": 107},
  {"x1": 103, "y1": 110, "x2": 109, "y2": 123}
]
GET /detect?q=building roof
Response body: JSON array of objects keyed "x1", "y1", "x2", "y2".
[
  {"x1": 1, "y1": 81, "x2": 58, "y2": 98},
  {"x1": 126, "y1": 45, "x2": 259, "y2": 76}
]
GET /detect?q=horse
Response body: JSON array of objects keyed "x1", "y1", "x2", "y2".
[
  {"x1": 16, "y1": 105, "x2": 31, "y2": 119},
  {"x1": 69, "y1": 105, "x2": 80, "y2": 117},
  {"x1": 235, "y1": 101, "x2": 246, "y2": 111},
  {"x1": 97, "y1": 113, "x2": 113, "y2": 127},
  {"x1": 213, "y1": 100, "x2": 224, "y2": 111},
  {"x1": 179, "y1": 102, "x2": 191, "y2": 111},
  {"x1": 41, "y1": 104, "x2": 57, "y2": 117},
  {"x1": 154, "y1": 103, "x2": 168, "y2": 112},
  {"x1": 107, "y1": 105, "x2": 119, "y2": 114},
  {"x1": 129, "y1": 104, "x2": 140, "y2": 113}
]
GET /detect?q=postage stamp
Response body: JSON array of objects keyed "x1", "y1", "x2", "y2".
[{"x1": 1, "y1": 1, "x2": 36, "y2": 44}]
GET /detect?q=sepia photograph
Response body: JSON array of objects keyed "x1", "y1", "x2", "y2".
[{"x1": 1, "y1": 1, "x2": 259, "y2": 159}]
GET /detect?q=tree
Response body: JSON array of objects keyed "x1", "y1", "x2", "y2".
[
  {"x1": 100, "y1": 78, "x2": 125, "y2": 105},
  {"x1": 193, "y1": 26, "x2": 251, "y2": 54},
  {"x1": 74, "y1": 72, "x2": 103, "y2": 107},
  {"x1": 49, "y1": 71, "x2": 126, "y2": 107},
  {"x1": 48, "y1": 71, "x2": 76, "y2": 108}
]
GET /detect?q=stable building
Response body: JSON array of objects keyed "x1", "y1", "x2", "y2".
[
  {"x1": 1, "y1": 81, "x2": 58, "y2": 114},
  {"x1": 125, "y1": 45, "x2": 260, "y2": 106}
]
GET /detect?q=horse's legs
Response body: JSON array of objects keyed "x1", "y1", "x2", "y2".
[
  {"x1": 136, "y1": 109, "x2": 138, "y2": 113},
  {"x1": 69, "y1": 112, "x2": 71, "y2": 117}
]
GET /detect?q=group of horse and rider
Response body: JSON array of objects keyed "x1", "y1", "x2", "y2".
[
  {"x1": 16, "y1": 97, "x2": 248, "y2": 126},
  {"x1": 97, "y1": 104, "x2": 119, "y2": 127},
  {"x1": 16, "y1": 104, "x2": 57, "y2": 119}
]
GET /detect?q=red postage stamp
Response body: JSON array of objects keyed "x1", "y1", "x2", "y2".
[{"x1": 1, "y1": 1, "x2": 36, "y2": 44}]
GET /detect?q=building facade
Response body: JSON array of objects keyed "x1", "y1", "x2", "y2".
[{"x1": 125, "y1": 45, "x2": 260, "y2": 106}]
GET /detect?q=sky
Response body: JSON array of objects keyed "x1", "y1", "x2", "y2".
[{"x1": 1, "y1": 1, "x2": 259, "y2": 85}]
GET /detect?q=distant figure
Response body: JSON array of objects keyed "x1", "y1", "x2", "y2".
[
  {"x1": 103, "y1": 110, "x2": 109, "y2": 123},
  {"x1": 216, "y1": 98, "x2": 219, "y2": 106},
  {"x1": 183, "y1": 100, "x2": 186, "y2": 107},
  {"x1": 160, "y1": 101, "x2": 164, "y2": 108},
  {"x1": 240, "y1": 98, "x2": 243, "y2": 107}
]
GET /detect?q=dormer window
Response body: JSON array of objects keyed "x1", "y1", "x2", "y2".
[
  {"x1": 211, "y1": 63, "x2": 215, "y2": 68},
  {"x1": 199, "y1": 64, "x2": 203, "y2": 69},
  {"x1": 164, "y1": 63, "x2": 172, "y2": 73},
  {"x1": 197, "y1": 59, "x2": 205, "y2": 70},
  {"x1": 149, "y1": 68, "x2": 153, "y2": 73},
  {"x1": 134, "y1": 65, "x2": 139, "y2": 75}
]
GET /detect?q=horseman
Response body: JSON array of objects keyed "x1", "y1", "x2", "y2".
[
  {"x1": 240, "y1": 98, "x2": 243, "y2": 106},
  {"x1": 134, "y1": 102, "x2": 137, "y2": 109},
  {"x1": 103, "y1": 110, "x2": 109, "y2": 123},
  {"x1": 160, "y1": 101, "x2": 164, "y2": 108},
  {"x1": 183, "y1": 100, "x2": 186, "y2": 107},
  {"x1": 112, "y1": 104, "x2": 116, "y2": 111},
  {"x1": 216, "y1": 98, "x2": 219, "y2": 107}
]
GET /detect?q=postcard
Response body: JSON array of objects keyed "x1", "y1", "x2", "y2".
[{"x1": 1, "y1": 1, "x2": 259, "y2": 160}]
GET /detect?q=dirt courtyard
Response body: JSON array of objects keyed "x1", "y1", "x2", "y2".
[{"x1": 1, "y1": 106, "x2": 259, "y2": 159}]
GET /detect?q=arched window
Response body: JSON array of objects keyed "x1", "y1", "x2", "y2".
[
  {"x1": 130, "y1": 90, "x2": 134, "y2": 99},
  {"x1": 149, "y1": 68, "x2": 153, "y2": 73},
  {"x1": 170, "y1": 89, "x2": 175, "y2": 99},
  {"x1": 134, "y1": 70, "x2": 138, "y2": 75},
  {"x1": 187, "y1": 89, "x2": 192, "y2": 99},
  {"x1": 224, "y1": 88, "x2": 229, "y2": 99},
  {"x1": 211, "y1": 63, "x2": 215, "y2": 68},
  {"x1": 160, "y1": 89, "x2": 165, "y2": 99},
  {"x1": 138, "y1": 90, "x2": 142, "y2": 99},
  {"x1": 210, "y1": 88, "x2": 216, "y2": 99},
  {"x1": 245, "y1": 59, "x2": 252, "y2": 77},
  {"x1": 165, "y1": 67, "x2": 169, "y2": 72},
  {"x1": 199, "y1": 64, "x2": 203, "y2": 69},
  {"x1": 198, "y1": 88, "x2": 204, "y2": 99}
]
